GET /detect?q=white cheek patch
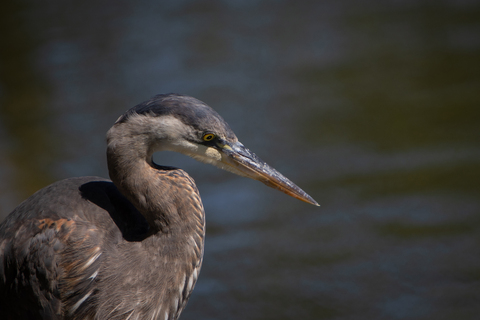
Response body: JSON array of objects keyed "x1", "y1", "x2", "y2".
[
  {"x1": 204, "y1": 147, "x2": 222, "y2": 161},
  {"x1": 169, "y1": 139, "x2": 199, "y2": 153},
  {"x1": 167, "y1": 141, "x2": 220, "y2": 163},
  {"x1": 188, "y1": 145, "x2": 223, "y2": 166}
]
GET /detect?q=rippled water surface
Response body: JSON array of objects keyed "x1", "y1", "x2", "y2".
[{"x1": 1, "y1": 1, "x2": 479, "y2": 319}]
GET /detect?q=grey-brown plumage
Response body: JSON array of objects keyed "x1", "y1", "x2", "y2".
[{"x1": 0, "y1": 94, "x2": 318, "y2": 319}]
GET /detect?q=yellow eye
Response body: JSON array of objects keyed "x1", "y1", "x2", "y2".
[{"x1": 202, "y1": 133, "x2": 215, "y2": 141}]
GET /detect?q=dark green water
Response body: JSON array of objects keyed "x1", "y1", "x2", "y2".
[{"x1": 1, "y1": 1, "x2": 479, "y2": 319}]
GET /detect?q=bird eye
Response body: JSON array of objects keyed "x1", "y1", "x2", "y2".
[{"x1": 202, "y1": 133, "x2": 215, "y2": 141}]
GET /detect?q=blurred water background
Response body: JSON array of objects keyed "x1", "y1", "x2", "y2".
[{"x1": 1, "y1": 0, "x2": 479, "y2": 319}]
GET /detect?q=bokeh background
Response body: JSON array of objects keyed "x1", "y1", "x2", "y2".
[{"x1": 1, "y1": 0, "x2": 480, "y2": 319}]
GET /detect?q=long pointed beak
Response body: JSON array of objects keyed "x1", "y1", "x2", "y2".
[{"x1": 218, "y1": 141, "x2": 319, "y2": 206}]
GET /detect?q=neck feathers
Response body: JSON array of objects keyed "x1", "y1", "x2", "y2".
[{"x1": 106, "y1": 121, "x2": 205, "y2": 239}]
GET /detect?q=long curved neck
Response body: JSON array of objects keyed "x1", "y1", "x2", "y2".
[
  {"x1": 106, "y1": 124, "x2": 205, "y2": 239},
  {"x1": 105, "y1": 123, "x2": 205, "y2": 319}
]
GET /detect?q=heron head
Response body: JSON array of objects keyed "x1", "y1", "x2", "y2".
[{"x1": 111, "y1": 93, "x2": 318, "y2": 206}]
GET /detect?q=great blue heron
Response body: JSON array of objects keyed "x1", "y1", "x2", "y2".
[{"x1": 0, "y1": 93, "x2": 318, "y2": 319}]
